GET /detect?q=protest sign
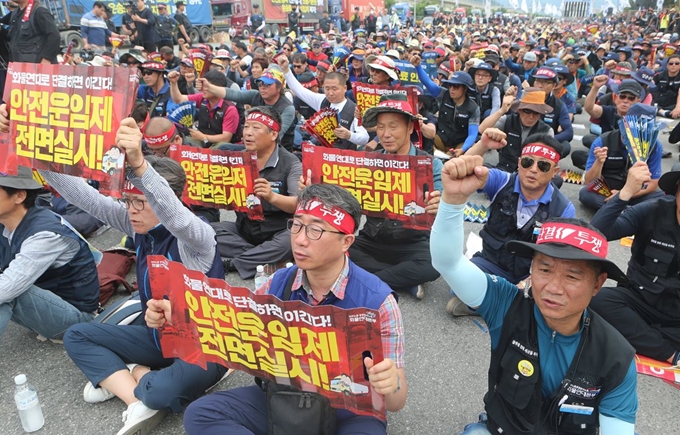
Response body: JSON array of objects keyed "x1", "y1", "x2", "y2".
[
  {"x1": 352, "y1": 82, "x2": 419, "y2": 125},
  {"x1": 421, "y1": 51, "x2": 439, "y2": 79},
  {"x1": 303, "y1": 108, "x2": 340, "y2": 148},
  {"x1": 148, "y1": 255, "x2": 386, "y2": 419},
  {"x1": 1, "y1": 63, "x2": 139, "y2": 197},
  {"x1": 393, "y1": 60, "x2": 425, "y2": 92},
  {"x1": 302, "y1": 144, "x2": 435, "y2": 230},
  {"x1": 168, "y1": 145, "x2": 264, "y2": 220}
]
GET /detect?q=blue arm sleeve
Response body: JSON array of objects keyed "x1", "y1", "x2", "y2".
[
  {"x1": 295, "y1": 43, "x2": 303, "y2": 52},
  {"x1": 415, "y1": 64, "x2": 444, "y2": 96},
  {"x1": 554, "y1": 108, "x2": 574, "y2": 142},
  {"x1": 598, "y1": 360, "x2": 638, "y2": 426},
  {"x1": 505, "y1": 58, "x2": 519, "y2": 73},
  {"x1": 599, "y1": 415, "x2": 635, "y2": 435},
  {"x1": 584, "y1": 137, "x2": 601, "y2": 171},
  {"x1": 432, "y1": 158, "x2": 443, "y2": 193},
  {"x1": 463, "y1": 124, "x2": 479, "y2": 150},
  {"x1": 430, "y1": 201, "x2": 488, "y2": 308}
]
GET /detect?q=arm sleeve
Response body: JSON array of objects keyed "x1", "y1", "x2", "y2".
[
  {"x1": 590, "y1": 195, "x2": 644, "y2": 240},
  {"x1": 430, "y1": 201, "x2": 488, "y2": 308},
  {"x1": 463, "y1": 124, "x2": 479, "y2": 150},
  {"x1": 415, "y1": 64, "x2": 445, "y2": 96},
  {"x1": 40, "y1": 171, "x2": 134, "y2": 236},
  {"x1": 348, "y1": 118, "x2": 369, "y2": 146},
  {"x1": 223, "y1": 88, "x2": 260, "y2": 105},
  {"x1": 283, "y1": 70, "x2": 325, "y2": 110},
  {"x1": 554, "y1": 107, "x2": 574, "y2": 142},
  {"x1": 129, "y1": 164, "x2": 216, "y2": 273},
  {"x1": 0, "y1": 232, "x2": 80, "y2": 305},
  {"x1": 598, "y1": 360, "x2": 638, "y2": 427},
  {"x1": 279, "y1": 105, "x2": 296, "y2": 137},
  {"x1": 491, "y1": 87, "x2": 501, "y2": 113},
  {"x1": 505, "y1": 58, "x2": 520, "y2": 73}
]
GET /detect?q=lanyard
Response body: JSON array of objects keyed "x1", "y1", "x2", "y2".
[{"x1": 22, "y1": 0, "x2": 34, "y2": 22}]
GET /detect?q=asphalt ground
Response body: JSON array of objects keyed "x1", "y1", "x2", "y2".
[{"x1": 1, "y1": 111, "x2": 679, "y2": 435}]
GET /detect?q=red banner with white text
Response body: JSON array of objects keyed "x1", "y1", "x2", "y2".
[
  {"x1": 302, "y1": 144, "x2": 435, "y2": 230},
  {"x1": 1, "y1": 63, "x2": 139, "y2": 197},
  {"x1": 148, "y1": 255, "x2": 386, "y2": 419}
]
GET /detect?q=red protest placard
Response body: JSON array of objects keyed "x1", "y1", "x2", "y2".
[
  {"x1": 351, "y1": 82, "x2": 418, "y2": 126},
  {"x1": 302, "y1": 144, "x2": 435, "y2": 230},
  {"x1": 1, "y1": 63, "x2": 139, "y2": 197},
  {"x1": 148, "y1": 255, "x2": 386, "y2": 419},
  {"x1": 169, "y1": 145, "x2": 264, "y2": 221},
  {"x1": 303, "y1": 108, "x2": 339, "y2": 148}
]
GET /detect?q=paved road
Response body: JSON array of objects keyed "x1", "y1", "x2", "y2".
[{"x1": 0, "y1": 112, "x2": 678, "y2": 435}]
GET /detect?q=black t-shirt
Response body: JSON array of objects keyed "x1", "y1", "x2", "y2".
[
  {"x1": 137, "y1": 7, "x2": 157, "y2": 44},
  {"x1": 599, "y1": 105, "x2": 619, "y2": 134},
  {"x1": 174, "y1": 12, "x2": 192, "y2": 32},
  {"x1": 288, "y1": 11, "x2": 299, "y2": 27}
]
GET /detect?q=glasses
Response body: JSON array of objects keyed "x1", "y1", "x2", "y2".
[
  {"x1": 520, "y1": 157, "x2": 553, "y2": 173},
  {"x1": 312, "y1": 45, "x2": 321, "y2": 48},
  {"x1": 141, "y1": 70, "x2": 155, "y2": 76},
  {"x1": 669, "y1": 62, "x2": 680, "y2": 66},
  {"x1": 282, "y1": 47, "x2": 292, "y2": 51},
  {"x1": 449, "y1": 84, "x2": 464, "y2": 89},
  {"x1": 567, "y1": 59, "x2": 579, "y2": 64},
  {"x1": 558, "y1": 75, "x2": 568, "y2": 81},
  {"x1": 257, "y1": 81, "x2": 274, "y2": 88},
  {"x1": 293, "y1": 64, "x2": 304, "y2": 68},
  {"x1": 287, "y1": 219, "x2": 344, "y2": 241},
  {"x1": 119, "y1": 197, "x2": 147, "y2": 211},
  {"x1": 617, "y1": 94, "x2": 637, "y2": 102},
  {"x1": 520, "y1": 108, "x2": 541, "y2": 116}
]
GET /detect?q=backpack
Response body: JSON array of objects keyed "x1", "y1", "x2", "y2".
[
  {"x1": 155, "y1": 14, "x2": 175, "y2": 39},
  {"x1": 97, "y1": 249, "x2": 136, "y2": 306},
  {"x1": 94, "y1": 291, "x2": 145, "y2": 326}
]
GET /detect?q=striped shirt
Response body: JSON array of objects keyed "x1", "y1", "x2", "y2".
[
  {"x1": 80, "y1": 11, "x2": 111, "y2": 47},
  {"x1": 256, "y1": 258, "x2": 405, "y2": 368}
]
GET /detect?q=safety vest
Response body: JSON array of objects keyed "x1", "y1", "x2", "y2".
[
  {"x1": 197, "y1": 99, "x2": 233, "y2": 136},
  {"x1": 436, "y1": 93, "x2": 479, "y2": 147},
  {"x1": 478, "y1": 173, "x2": 571, "y2": 282},
  {"x1": 485, "y1": 292, "x2": 634, "y2": 435},
  {"x1": 598, "y1": 130, "x2": 631, "y2": 191},
  {"x1": 542, "y1": 94, "x2": 565, "y2": 137},
  {"x1": 468, "y1": 85, "x2": 493, "y2": 117}
]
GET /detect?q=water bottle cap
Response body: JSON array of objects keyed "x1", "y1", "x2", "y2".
[
  {"x1": 285, "y1": 262, "x2": 293, "y2": 268},
  {"x1": 14, "y1": 374, "x2": 27, "y2": 385},
  {"x1": 256, "y1": 265, "x2": 264, "y2": 272}
]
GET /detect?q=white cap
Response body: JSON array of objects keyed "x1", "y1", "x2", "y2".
[
  {"x1": 15, "y1": 374, "x2": 27, "y2": 385},
  {"x1": 256, "y1": 265, "x2": 264, "y2": 273}
]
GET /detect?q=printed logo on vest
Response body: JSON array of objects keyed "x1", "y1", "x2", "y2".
[{"x1": 518, "y1": 360, "x2": 534, "y2": 377}]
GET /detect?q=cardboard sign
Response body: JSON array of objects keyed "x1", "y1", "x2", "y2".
[{"x1": 303, "y1": 108, "x2": 340, "y2": 148}]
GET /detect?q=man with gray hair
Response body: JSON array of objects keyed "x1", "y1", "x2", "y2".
[{"x1": 212, "y1": 106, "x2": 302, "y2": 279}]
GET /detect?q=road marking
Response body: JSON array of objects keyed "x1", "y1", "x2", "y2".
[
  {"x1": 574, "y1": 135, "x2": 583, "y2": 141},
  {"x1": 572, "y1": 124, "x2": 586, "y2": 130}
]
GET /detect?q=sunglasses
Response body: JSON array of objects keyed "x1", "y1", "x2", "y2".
[
  {"x1": 449, "y1": 84, "x2": 464, "y2": 89},
  {"x1": 567, "y1": 59, "x2": 579, "y2": 63},
  {"x1": 293, "y1": 64, "x2": 304, "y2": 68},
  {"x1": 257, "y1": 81, "x2": 274, "y2": 88},
  {"x1": 141, "y1": 70, "x2": 156, "y2": 76},
  {"x1": 668, "y1": 62, "x2": 680, "y2": 66},
  {"x1": 558, "y1": 75, "x2": 568, "y2": 81},
  {"x1": 617, "y1": 93, "x2": 637, "y2": 102},
  {"x1": 520, "y1": 157, "x2": 553, "y2": 173},
  {"x1": 312, "y1": 45, "x2": 321, "y2": 48},
  {"x1": 520, "y1": 108, "x2": 540, "y2": 116}
]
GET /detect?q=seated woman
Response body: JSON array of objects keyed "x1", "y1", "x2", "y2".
[{"x1": 40, "y1": 118, "x2": 227, "y2": 435}]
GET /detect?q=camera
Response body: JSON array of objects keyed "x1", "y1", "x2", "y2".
[{"x1": 127, "y1": 1, "x2": 139, "y2": 15}]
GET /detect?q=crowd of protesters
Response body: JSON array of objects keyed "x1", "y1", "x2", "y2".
[{"x1": 1, "y1": 1, "x2": 680, "y2": 434}]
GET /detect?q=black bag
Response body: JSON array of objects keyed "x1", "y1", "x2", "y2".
[
  {"x1": 264, "y1": 269, "x2": 336, "y2": 435},
  {"x1": 266, "y1": 381, "x2": 337, "y2": 435}
]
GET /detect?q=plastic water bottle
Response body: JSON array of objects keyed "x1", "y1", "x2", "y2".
[
  {"x1": 254, "y1": 265, "x2": 269, "y2": 289},
  {"x1": 14, "y1": 374, "x2": 44, "y2": 433},
  {"x1": 285, "y1": 262, "x2": 294, "y2": 268}
]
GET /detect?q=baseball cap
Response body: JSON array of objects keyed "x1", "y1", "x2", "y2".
[
  {"x1": 523, "y1": 52, "x2": 537, "y2": 62},
  {"x1": 617, "y1": 79, "x2": 643, "y2": 98}
]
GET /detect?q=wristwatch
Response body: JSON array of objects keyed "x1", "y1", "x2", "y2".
[{"x1": 393, "y1": 375, "x2": 401, "y2": 394}]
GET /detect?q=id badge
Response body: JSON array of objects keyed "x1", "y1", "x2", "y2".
[{"x1": 559, "y1": 404, "x2": 594, "y2": 415}]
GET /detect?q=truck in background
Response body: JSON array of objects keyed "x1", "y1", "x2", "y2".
[
  {"x1": 227, "y1": 0, "x2": 329, "y2": 39},
  {"x1": 37, "y1": 0, "x2": 214, "y2": 52},
  {"x1": 391, "y1": 2, "x2": 410, "y2": 23}
]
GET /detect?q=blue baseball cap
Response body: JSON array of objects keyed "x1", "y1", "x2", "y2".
[{"x1": 442, "y1": 71, "x2": 473, "y2": 88}]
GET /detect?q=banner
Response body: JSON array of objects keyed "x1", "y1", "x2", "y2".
[
  {"x1": 1, "y1": 63, "x2": 139, "y2": 197},
  {"x1": 302, "y1": 144, "x2": 435, "y2": 230},
  {"x1": 635, "y1": 354, "x2": 680, "y2": 390},
  {"x1": 351, "y1": 82, "x2": 419, "y2": 125},
  {"x1": 148, "y1": 255, "x2": 386, "y2": 419},
  {"x1": 392, "y1": 60, "x2": 425, "y2": 92},
  {"x1": 303, "y1": 108, "x2": 339, "y2": 148},
  {"x1": 169, "y1": 145, "x2": 264, "y2": 220},
  {"x1": 421, "y1": 51, "x2": 439, "y2": 79},
  {"x1": 263, "y1": 0, "x2": 324, "y2": 22}
]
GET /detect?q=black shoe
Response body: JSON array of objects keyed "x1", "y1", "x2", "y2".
[
  {"x1": 221, "y1": 257, "x2": 234, "y2": 273},
  {"x1": 663, "y1": 150, "x2": 672, "y2": 159}
]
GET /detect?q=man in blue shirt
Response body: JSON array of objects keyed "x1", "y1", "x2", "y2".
[
  {"x1": 450, "y1": 131, "x2": 574, "y2": 315},
  {"x1": 432, "y1": 155, "x2": 638, "y2": 435},
  {"x1": 80, "y1": 1, "x2": 121, "y2": 51},
  {"x1": 137, "y1": 61, "x2": 175, "y2": 118}
]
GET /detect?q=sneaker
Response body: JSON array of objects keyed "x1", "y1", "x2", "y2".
[
  {"x1": 407, "y1": 285, "x2": 425, "y2": 300},
  {"x1": 36, "y1": 334, "x2": 63, "y2": 344},
  {"x1": 83, "y1": 382, "x2": 115, "y2": 403},
  {"x1": 116, "y1": 401, "x2": 168, "y2": 435},
  {"x1": 663, "y1": 150, "x2": 672, "y2": 159},
  {"x1": 205, "y1": 368, "x2": 235, "y2": 392},
  {"x1": 221, "y1": 257, "x2": 234, "y2": 273},
  {"x1": 446, "y1": 295, "x2": 480, "y2": 317}
]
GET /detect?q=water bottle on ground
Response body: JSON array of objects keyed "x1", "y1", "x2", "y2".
[
  {"x1": 254, "y1": 265, "x2": 269, "y2": 289},
  {"x1": 14, "y1": 374, "x2": 44, "y2": 433}
]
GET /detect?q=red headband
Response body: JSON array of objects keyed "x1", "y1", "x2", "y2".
[
  {"x1": 521, "y1": 143, "x2": 560, "y2": 165},
  {"x1": 123, "y1": 180, "x2": 144, "y2": 196},
  {"x1": 143, "y1": 123, "x2": 177, "y2": 146},
  {"x1": 378, "y1": 99, "x2": 415, "y2": 113},
  {"x1": 246, "y1": 112, "x2": 281, "y2": 132},
  {"x1": 295, "y1": 198, "x2": 355, "y2": 235},
  {"x1": 302, "y1": 78, "x2": 319, "y2": 89},
  {"x1": 536, "y1": 223, "x2": 607, "y2": 259}
]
